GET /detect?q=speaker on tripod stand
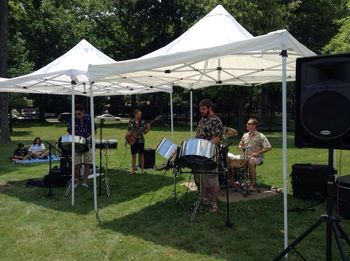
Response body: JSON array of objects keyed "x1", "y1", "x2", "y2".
[{"x1": 274, "y1": 54, "x2": 350, "y2": 260}]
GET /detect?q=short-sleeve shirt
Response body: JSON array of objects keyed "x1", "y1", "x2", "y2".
[
  {"x1": 196, "y1": 114, "x2": 223, "y2": 141},
  {"x1": 13, "y1": 147, "x2": 29, "y2": 157},
  {"x1": 128, "y1": 119, "x2": 147, "y2": 143},
  {"x1": 239, "y1": 131, "x2": 271, "y2": 159},
  {"x1": 29, "y1": 143, "x2": 46, "y2": 153},
  {"x1": 67, "y1": 115, "x2": 93, "y2": 138}
]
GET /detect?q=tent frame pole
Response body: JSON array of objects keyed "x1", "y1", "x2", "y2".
[
  {"x1": 190, "y1": 90, "x2": 193, "y2": 137},
  {"x1": 89, "y1": 84, "x2": 98, "y2": 211},
  {"x1": 71, "y1": 81, "x2": 76, "y2": 206},
  {"x1": 281, "y1": 50, "x2": 288, "y2": 254},
  {"x1": 170, "y1": 91, "x2": 174, "y2": 141}
]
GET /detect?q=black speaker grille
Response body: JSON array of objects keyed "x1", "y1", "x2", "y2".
[{"x1": 301, "y1": 91, "x2": 350, "y2": 140}]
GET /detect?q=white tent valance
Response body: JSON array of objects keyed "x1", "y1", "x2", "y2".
[
  {"x1": 88, "y1": 6, "x2": 315, "y2": 89},
  {"x1": 0, "y1": 39, "x2": 172, "y2": 96}
]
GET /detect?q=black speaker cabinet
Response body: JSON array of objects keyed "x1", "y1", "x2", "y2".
[
  {"x1": 291, "y1": 164, "x2": 330, "y2": 200},
  {"x1": 143, "y1": 148, "x2": 155, "y2": 169},
  {"x1": 337, "y1": 175, "x2": 350, "y2": 219},
  {"x1": 295, "y1": 53, "x2": 350, "y2": 149}
]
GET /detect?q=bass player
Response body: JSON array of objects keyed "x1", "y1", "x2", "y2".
[{"x1": 126, "y1": 109, "x2": 150, "y2": 175}]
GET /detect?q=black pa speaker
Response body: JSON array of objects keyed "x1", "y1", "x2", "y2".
[{"x1": 295, "y1": 53, "x2": 350, "y2": 149}]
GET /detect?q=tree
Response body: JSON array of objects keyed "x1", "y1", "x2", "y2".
[
  {"x1": 0, "y1": 0, "x2": 11, "y2": 143},
  {"x1": 287, "y1": 0, "x2": 348, "y2": 54},
  {"x1": 323, "y1": 1, "x2": 350, "y2": 53}
]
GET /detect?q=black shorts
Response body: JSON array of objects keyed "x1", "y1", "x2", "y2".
[{"x1": 131, "y1": 142, "x2": 145, "y2": 155}]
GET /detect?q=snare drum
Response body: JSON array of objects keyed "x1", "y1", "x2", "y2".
[
  {"x1": 107, "y1": 139, "x2": 118, "y2": 149},
  {"x1": 227, "y1": 153, "x2": 246, "y2": 169}
]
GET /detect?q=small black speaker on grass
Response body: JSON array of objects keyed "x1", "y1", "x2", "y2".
[
  {"x1": 291, "y1": 164, "x2": 330, "y2": 200},
  {"x1": 295, "y1": 53, "x2": 350, "y2": 149},
  {"x1": 143, "y1": 148, "x2": 155, "y2": 169}
]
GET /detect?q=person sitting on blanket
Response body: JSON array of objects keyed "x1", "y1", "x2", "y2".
[
  {"x1": 12, "y1": 143, "x2": 30, "y2": 161},
  {"x1": 28, "y1": 137, "x2": 50, "y2": 159}
]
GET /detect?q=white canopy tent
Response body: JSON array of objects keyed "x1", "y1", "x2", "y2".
[
  {"x1": 0, "y1": 39, "x2": 173, "y2": 211},
  {"x1": 88, "y1": 5, "x2": 316, "y2": 251}
]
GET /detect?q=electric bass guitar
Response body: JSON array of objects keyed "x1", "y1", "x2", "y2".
[{"x1": 125, "y1": 115, "x2": 161, "y2": 145}]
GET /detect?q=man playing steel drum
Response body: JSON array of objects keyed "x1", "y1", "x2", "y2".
[
  {"x1": 195, "y1": 99, "x2": 223, "y2": 213},
  {"x1": 67, "y1": 104, "x2": 94, "y2": 188}
]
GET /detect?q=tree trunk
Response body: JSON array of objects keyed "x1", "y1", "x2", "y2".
[{"x1": 0, "y1": 0, "x2": 11, "y2": 143}]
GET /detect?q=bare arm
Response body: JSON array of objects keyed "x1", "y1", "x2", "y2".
[{"x1": 211, "y1": 136, "x2": 220, "y2": 145}]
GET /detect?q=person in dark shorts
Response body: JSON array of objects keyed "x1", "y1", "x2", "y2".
[
  {"x1": 126, "y1": 109, "x2": 150, "y2": 175},
  {"x1": 195, "y1": 99, "x2": 223, "y2": 213},
  {"x1": 67, "y1": 104, "x2": 95, "y2": 188}
]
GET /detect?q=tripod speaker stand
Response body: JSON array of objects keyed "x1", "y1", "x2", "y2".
[{"x1": 274, "y1": 149, "x2": 350, "y2": 261}]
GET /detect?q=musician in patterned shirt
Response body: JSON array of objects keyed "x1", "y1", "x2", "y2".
[
  {"x1": 67, "y1": 104, "x2": 94, "y2": 188},
  {"x1": 195, "y1": 99, "x2": 223, "y2": 213},
  {"x1": 239, "y1": 117, "x2": 272, "y2": 191},
  {"x1": 127, "y1": 109, "x2": 150, "y2": 175}
]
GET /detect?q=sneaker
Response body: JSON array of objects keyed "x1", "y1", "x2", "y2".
[{"x1": 82, "y1": 183, "x2": 89, "y2": 188}]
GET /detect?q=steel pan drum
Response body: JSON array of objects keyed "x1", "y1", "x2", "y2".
[
  {"x1": 156, "y1": 138, "x2": 178, "y2": 160},
  {"x1": 58, "y1": 135, "x2": 88, "y2": 153},
  {"x1": 107, "y1": 139, "x2": 118, "y2": 149},
  {"x1": 95, "y1": 139, "x2": 107, "y2": 149},
  {"x1": 178, "y1": 138, "x2": 217, "y2": 170},
  {"x1": 95, "y1": 139, "x2": 118, "y2": 150}
]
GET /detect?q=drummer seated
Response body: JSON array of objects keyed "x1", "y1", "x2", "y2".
[
  {"x1": 239, "y1": 118, "x2": 272, "y2": 191},
  {"x1": 29, "y1": 137, "x2": 50, "y2": 159}
]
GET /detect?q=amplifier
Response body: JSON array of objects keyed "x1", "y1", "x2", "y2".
[
  {"x1": 337, "y1": 175, "x2": 350, "y2": 219},
  {"x1": 143, "y1": 148, "x2": 155, "y2": 169},
  {"x1": 291, "y1": 164, "x2": 331, "y2": 200}
]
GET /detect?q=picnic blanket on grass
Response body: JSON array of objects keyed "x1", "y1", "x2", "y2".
[{"x1": 13, "y1": 155, "x2": 60, "y2": 164}]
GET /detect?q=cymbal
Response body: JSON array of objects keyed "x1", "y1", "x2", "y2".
[{"x1": 223, "y1": 127, "x2": 238, "y2": 137}]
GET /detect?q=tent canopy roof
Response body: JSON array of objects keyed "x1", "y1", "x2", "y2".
[
  {"x1": 89, "y1": 5, "x2": 316, "y2": 89},
  {"x1": 0, "y1": 39, "x2": 172, "y2": 96}
]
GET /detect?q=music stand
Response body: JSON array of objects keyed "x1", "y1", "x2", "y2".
[{"x1": 273, "y1": 149, "x2": 350, "y2": 260}]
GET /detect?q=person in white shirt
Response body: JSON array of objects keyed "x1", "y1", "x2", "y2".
[{"x1": 29, "y1": 137, "x2": 50, "y2": 159}]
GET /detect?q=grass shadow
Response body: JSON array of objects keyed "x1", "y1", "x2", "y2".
[
  {"x1": 0, "y1": 169, "x2": 178, "y2": 215},
  {"x1": 99, "y1": 193, "x2": 289, "y2": 260}
]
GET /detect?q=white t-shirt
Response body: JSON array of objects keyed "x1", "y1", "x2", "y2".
[{"x1": 29, "y1": 143, "x2": 46, "y2": 153}]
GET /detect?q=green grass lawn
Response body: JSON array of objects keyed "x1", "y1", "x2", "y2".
[{"x1": 0, "y1": 121, "x2": 349, "y2": 261}]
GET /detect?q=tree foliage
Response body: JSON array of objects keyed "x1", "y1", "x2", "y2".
[{"x1": 1, "y1": 0, "x2": 348, "y2": 130}]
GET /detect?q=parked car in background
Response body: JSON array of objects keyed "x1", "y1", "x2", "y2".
[
  {"x1": 96, "y1": 114, "x2": 121, "y2": 121},
  {"x1": 58, "y1": 112, "x2": 72, "y2": 122},
  {"x1": 44, "y1": 112, "x2": 56, "y2": 118}
]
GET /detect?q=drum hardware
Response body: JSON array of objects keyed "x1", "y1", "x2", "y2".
[
  {"x1": 97, "y1": 118, "x2": 114, "y2": 198},
  {"x1": 189, "y1": 144, "x2": 230, "y2": 223},
  {"x1": 155, "y1": 138, "x2": 184, "y2": 208},
  {"x1": 225, "y1": 153, "x2": 249, "y2": 197}
]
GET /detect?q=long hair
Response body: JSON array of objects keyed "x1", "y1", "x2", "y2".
[{"x1": 33, "y1": 137, "x2": 42, "y2": 145}]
